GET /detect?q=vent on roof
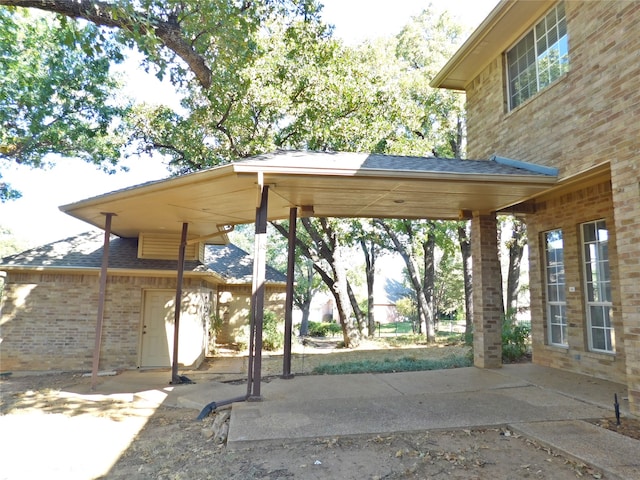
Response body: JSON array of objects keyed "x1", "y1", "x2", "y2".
[{"x1": 138, "y1": 233, "x2": 204, "y2": 261}]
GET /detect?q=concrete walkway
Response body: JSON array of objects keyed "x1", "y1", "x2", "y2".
[{"x1": 94, "y1": 363, "x2": 639, "y2": 479}]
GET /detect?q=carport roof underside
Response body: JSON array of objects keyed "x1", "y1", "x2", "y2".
[{"x1": 60, "y1": 151, "x2": 558, "y2": 239}]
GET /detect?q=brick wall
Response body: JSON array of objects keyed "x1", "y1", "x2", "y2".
[
  {"x1": 528, "y1": 180, "x2": 626, "y2": 383},
  {"x1": 215, "y1": 284, "x2": 286, "y2": 345},
  {"x1": 0, "y1": 272, "x2": 209, "y2": 372},
  {"x1": 466, "y1": 2, "x2": 640, "y2": 176},
  {"x1": 464, "y1": 1, "x2": 640, "y2": 411}
]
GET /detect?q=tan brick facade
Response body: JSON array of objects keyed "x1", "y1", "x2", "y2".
[
  {"x1": 0, "y1": 272, "x2": 211, "y2": 372},
  {"x1": 461, "y1": 1, "x2": 640, "y2": 413},
  {"x1": 528, "y1": 180, "x2": 626, "y2": 383},
  {"x1": 215, "y1": 284, "x2": 287, "y2": 345}
]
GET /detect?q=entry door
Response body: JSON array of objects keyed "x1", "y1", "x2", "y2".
[{"x1": 140, "y1": 290, "x2": 175, "y2": 367}]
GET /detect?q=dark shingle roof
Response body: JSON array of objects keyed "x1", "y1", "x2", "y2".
[
  {"x1": 0, "y1": 231, "x2": 286, "y2": 284},
  {"x1": 239, "y1": 150, "x2": 557, "y2": 177},
  {"x1": 205, "y1": 244, "x2": 286, "y2": 283}
]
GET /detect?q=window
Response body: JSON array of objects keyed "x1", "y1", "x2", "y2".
[
  {"x1": 506, "y1": 2, "x2": 569, "y2": 109},
  {"x1": 582, "y1": 220, "x2": 614, "y2": 353},
  {"x1": 544, "y1": 230, "x2": 567, "y2": 346}
]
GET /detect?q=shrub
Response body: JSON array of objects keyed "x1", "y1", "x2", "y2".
[
  {"x1": 462, "y1": 315, "x2": 531, "y2": 363},
  {"x1": 501, "y1": 318, "x2": 531, "y2": 363},
  {"x1": 233, "y1": 310, "x2": 284, "y2": 352},
  {"x1": 307, "y1": 321, "x2": 341, "y2": 337},
  {"x1": 262, "y1": 310, "x2": 284, "y2": 351}
]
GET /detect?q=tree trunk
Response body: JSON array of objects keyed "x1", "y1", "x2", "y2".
[
  {"x1": 457, "y1": 223, "x2": 473, "y2": 337},
  {"x1": 505, "y1": 219, "x2": 527, "y2": 316},
  {"x1": 375, "y1": 219, "x2": 435, "y2": 343},
  {"x1": 299, "y1": 298, "x2": 311, "y2": 336},
  {"x1": 360, "y1": 238, "x2": 377, "y2": 337},
  {"x1": 421, "y1": 224, "x2": 436, "y2": 339}
]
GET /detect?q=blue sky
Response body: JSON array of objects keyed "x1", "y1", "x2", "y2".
[{"x1": 1, "y1": 0, "x2": 498, "y2": 247}]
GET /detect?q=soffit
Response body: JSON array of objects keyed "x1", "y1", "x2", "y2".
[
  {"x1": 431, "y1": 0, "x2": 556, "y2": 90},
  {"x1": 59, "y1": 151, "x2": 557, "y2": 239}
]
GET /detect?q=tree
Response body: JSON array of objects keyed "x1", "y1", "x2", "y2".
[
  {"x1": 456, "y1": 221, "x2": 473, "y2": 337},
  {"x1": 3, "y1": 1, "x2": 474, "y2": 350},
  {"x1": 0, "y1": 0, "x2": 326, "y2": 187},
  {"x1": 503, "y1": 217, "x2": 527, "y2": 315},
  {"x1": 0, "y1": 8, "x2": 130, "y2": 201},
  {"x1": 273, "y1": 218, "x2": 362, "y2": 348}
]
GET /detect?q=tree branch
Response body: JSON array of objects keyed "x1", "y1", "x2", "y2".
[{"x1": 1, "y1": 0, "x2": 213, "y2": 89}]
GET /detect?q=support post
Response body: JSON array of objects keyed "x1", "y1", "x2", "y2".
[
  {"x1": 248, "y1": 185, "x2": 269, "y2": 400},
  {"x1": 171, "y1": 222, "x2": 189, "y2": 384},
  {"x1": 91, "y1": 213, "x2": 114, "y2": 390},
  {"x1": 471, "y1": 211, "x2": 503, "y2": 368},
  {"x1": 282, "y1": 207, "x2": 297, "y2": 379}
]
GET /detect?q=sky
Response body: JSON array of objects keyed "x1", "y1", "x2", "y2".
[{"x1": 1, "y1": 0, "x2": 498, "y2": 249}]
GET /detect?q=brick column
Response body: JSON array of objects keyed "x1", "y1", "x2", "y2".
[
  {"x1": 611, "y1": 160, "x2": 640, "y2": 416},
  {"x1": 471, "y1": 212, "x2": 502, "y2": 368}
]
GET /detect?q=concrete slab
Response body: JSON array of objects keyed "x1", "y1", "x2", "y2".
[
  {"x1": 227, "y1": 369, "x2": 611, "y2": 446},
  {"x1": 497, "y1": 363, "x2": 630, "y2": 413},
  {"x1": 513, "y1": 420, "x2": 640, "y2": 480}
]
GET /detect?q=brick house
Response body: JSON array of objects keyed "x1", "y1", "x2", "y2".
[
  {"x1": 432, "y1": 0, "x2": 640, "y2": 415},
  {"x1": 0, "y1": 232, "x2": 286, "y2": 372}
]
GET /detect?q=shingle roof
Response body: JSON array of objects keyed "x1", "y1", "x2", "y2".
[
  {"x1": 0, "y1": 231, "x2": 286, "y2": 284},
  {"x1": 205, "y1": 244, "x2": 286, "y2": 283},
  {"x1": 238, "y1": 150, "x2": 557, "y2": 177}
]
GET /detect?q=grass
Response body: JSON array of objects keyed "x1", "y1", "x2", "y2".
[{"x1": 312, "y1": 354, "x2": 472, "y2": 375}]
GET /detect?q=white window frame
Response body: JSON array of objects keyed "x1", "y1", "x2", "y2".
[
  {"x1": 506, "y1": 2, "x2": 569, "y2": 109},
  {"x1": 544, "y1": 229, "x2": 567, "y2": 347},
  {"x1": 581, "y1": 220, "x2": 614, "y2": 353}
]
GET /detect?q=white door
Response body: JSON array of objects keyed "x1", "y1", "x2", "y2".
[{"x1": 140, "y1": 290, "x2": 175, "y2": 367}]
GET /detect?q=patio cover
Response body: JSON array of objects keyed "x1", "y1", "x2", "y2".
[
  {"x1": 60, "y1": 150, "x2": 557, "y2": 393},
  {"x1": 60, "y1": 150, "x2": 557, "y2": 238}
]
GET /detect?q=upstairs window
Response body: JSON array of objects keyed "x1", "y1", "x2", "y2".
[{"x1": 506, "y1": 2, "x2": 569, "y2": 109}]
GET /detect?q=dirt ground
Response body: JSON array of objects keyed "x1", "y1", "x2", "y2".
[{"x1": 1, "y1": 340, "x2": 636, "y2": 480}]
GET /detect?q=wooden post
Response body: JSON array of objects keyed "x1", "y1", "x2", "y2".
[
  {"x1": 247, "y1": 184, "x2": 269, "y2": 400},
  {"x1": 91, "y1": 213, "x2": 114, "y2": 390},
  {"x1": 282, "y1": 207, "x2": 297, "y2": 379},
  {"x1": 171, "y1": 222, "x2": 189, "y2": 384}
]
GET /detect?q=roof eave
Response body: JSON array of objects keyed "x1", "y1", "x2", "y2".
[{"x1": 431, "y1": 0, "x2": 555, "y2": 90}]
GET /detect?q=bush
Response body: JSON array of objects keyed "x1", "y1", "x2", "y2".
[
  {"x1": 233, "y1": 310, "x2": 284, "y2": 352},
  {"x1": 462, "y1": 315, "x2": 531, "y2": 363},
  {"x1": 262, "y1": 310, "x2": 284, "y2": 351},
  {"x1": 307, "y1": 321, "x2": 342, "y2": 337},
  {"x1": 501, "y1": 319, "x2": 531, "y2": 363}
]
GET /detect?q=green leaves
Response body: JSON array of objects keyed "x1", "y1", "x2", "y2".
[{"x1": 0, "y1": 10, "x2": 128, "y2": 165}]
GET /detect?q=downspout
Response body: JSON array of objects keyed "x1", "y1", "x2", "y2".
[
  {"x1": 197, "y1": 179, "x2": 270, "y2": 419},
  {"x1": 171, "y1": 222, "x2": 190, "y2": 384},
  {"x1": 91, "y1": 212, "x2": 114, "y2": 390},
  {"x1": 281, "y1": 207, "x2": 297, "y2": 379}
]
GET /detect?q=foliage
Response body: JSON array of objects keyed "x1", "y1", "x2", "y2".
[
  {"x1": 209, "y1": 313, "x2": 223, "y2": 339},
  {"x1": 377, "y1": 321, "x2": 414, "y2": 336},
  {"x1": 0, "y1": 226, "x2": 26, "y2": 258},
  {"x1": 261, "y1": 310, "x2": 284, "y2": 351},
  {"x1": 464, "y1": 312, "x2": 531, "y2": 363},
  {"x1": 502, "y1": 317, "x2": 531, "y2": 363},
  {"x1": 312, "y1": 354, "x2": 471, "y2": 375},
  {"x1": 0, "y1": 9, "x2": 130, "y2": 201},
  {"x1": 434, "y1": 248, "x2": 464, "y2": 319},
  {"x1": 233, "y1": 310, "x2": 284, "y2": 352},
  {"x1": 394, "y1": 296, "x2": 417, "y2": 325},
  {"x1": 306, "y1": 321, "x2": 341, "y2": 337}
]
